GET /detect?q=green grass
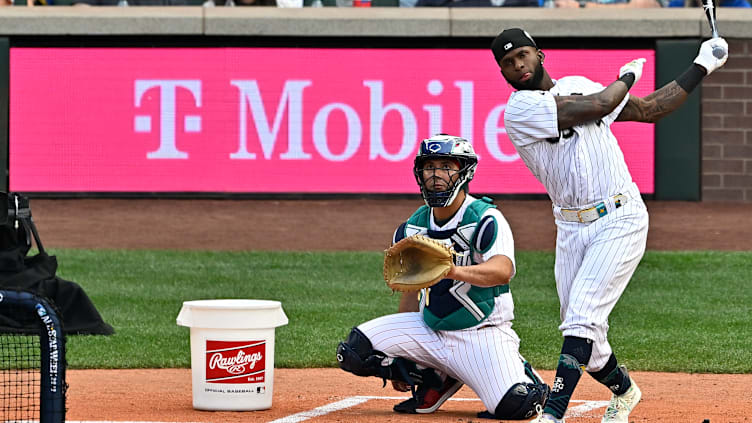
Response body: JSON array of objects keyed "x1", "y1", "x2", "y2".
[{"x1": 50, "y1": 249, "x2": 752, "y2": 373}]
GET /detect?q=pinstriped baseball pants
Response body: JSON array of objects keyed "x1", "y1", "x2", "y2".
[
  {"x1": 358, "y1": 311, "x2": 533, "y2": 413},
  {"x1": 554, "y1": 197, "x2": 649, "y2": 372}
]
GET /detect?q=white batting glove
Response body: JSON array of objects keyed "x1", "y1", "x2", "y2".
[
  {"x1": 619, "y1": 58, "x2": 647, "y2": 85},
  {"x1": 694, "y1": 37, "x2": 729, "y2": 75}
]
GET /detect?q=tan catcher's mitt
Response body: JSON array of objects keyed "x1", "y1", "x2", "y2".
[{"x1": 383, "y1": 235, "x2": 456, "y2": 292}]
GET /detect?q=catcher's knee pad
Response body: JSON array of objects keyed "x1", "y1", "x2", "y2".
[
  {"x1": 336, "y1": 327, "x2": 383, "y2": 377},
  {"x1": 493, "y1": 382, "x2": 550, "y2": 420},
  {"x1": 335, "y1": 328, "x2": 441, "y2": 388}
]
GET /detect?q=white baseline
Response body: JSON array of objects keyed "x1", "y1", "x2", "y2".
[
  {"x1": 61, "y1": 398, "x2": 608, "y2": 423},
  {"x1": 268, "y1": 396, "x2": 609, "y2": 423}
]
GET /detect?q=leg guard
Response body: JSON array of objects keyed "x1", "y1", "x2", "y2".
[
  {"x1": 588, "y1": 353, "x2": 632, "y2": 395},
  {"x1": 492, "y1": 382, "x2": 550, "y2": 420},
  {"x1": 389, "y1": 358, "x2": 442, "y2": 389},
  {"x1": 336, "y1": 327, "x2": 441, "y2": 388},
  {"x1": 336, "y1": 327, "x2": 383, "y2": 377},
  {"x1": 524, "y1": 360, "x2": 545, "y2": 385}
]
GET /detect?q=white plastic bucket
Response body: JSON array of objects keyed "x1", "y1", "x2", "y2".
[{"x1": 176, "y1": 299, "x2": 288, "y2": 411}]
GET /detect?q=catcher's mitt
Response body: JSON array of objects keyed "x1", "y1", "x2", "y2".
[{"x1": 383, "y1": 235, "x2": 455, "y2": 292}]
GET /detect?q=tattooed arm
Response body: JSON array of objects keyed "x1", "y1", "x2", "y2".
[
  {"x1": 616, "y1": 59, "x2": 717, "y2": 123},
  {"x1": 615, "y1": 81, "x2": 689, "y2": 123},
  {"x1": 553, "y1": 79, "x2": 631, "y2": 130}
]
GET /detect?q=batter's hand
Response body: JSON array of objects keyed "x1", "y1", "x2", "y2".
[
  {"x1": 619, "y1": 58, "x2": 647, "y2": 85},
  {"x1": 694, "y1": 37, "x2": 729, "y2": 75},
  {"x1": 392, "y1": 380, "x2": 411, "y2": 392}
]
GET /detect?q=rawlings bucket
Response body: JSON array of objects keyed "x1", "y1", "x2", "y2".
[{"x1": 176, "y1": 299, "x2": 288, "y2": 411}]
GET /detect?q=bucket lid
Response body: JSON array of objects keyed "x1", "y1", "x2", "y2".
[{"x1": 176, "y1": 299, "x2": 288, "y2": 329}]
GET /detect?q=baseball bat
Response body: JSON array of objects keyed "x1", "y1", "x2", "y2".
[{"x1": 702, "y1": 0, "x2": 726, "y2": 59}]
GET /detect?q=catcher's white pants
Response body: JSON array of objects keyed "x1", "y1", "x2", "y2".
[
  {"x1": 554, "y1": 189, "x2": 649, "y2": 372},
  {"x1": 358, "y1": 311, "x2": 533, "y2": 413}
]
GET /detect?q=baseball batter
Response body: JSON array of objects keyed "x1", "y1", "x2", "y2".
[
  {"x1": 490, "y1": 28, "x2": 729, "y2": 423},
  {"x1": 336, "y1": 134, "x2": 549, "y2": 420}
]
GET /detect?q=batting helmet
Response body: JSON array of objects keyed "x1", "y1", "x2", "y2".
[{"x1": 414, "y1": 134, "x2": 478, "y2": 208}]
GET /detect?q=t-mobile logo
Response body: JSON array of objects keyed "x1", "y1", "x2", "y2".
[{"x1": 134, "y1": 80, "x2": 202, "y2": 159}]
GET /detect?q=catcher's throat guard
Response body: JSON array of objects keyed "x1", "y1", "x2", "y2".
[{"x1": 383, "y1": 235, "x2": 456, "y2": 292}]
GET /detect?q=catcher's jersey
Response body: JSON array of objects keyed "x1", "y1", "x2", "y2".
[
  {"x1": 393, "y1": 195, "x2": 516, "y2": 331},
  {"x1": 504, "y1": 76, "x2": 632, "y2": 208}
]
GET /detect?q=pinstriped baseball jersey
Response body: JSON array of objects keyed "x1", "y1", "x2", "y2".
[
  {"x1": 502, "y1": 76, "x2": 650, "y2": 372},
  {"x1": 504, "y1": 76, "x2": 631, "y2": 208},
  {"x1": 358, "y1": 194, "x2": 534, "y2": 413}
]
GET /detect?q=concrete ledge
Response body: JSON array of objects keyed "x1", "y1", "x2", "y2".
[
  {"x1": 204, "y1": 7, "x2": 450, "y2": 36},
  {"x1": 0, "y1": 7, "x2": 750, "y2": 37},
  {"x1": 452, "y1": 8, "x2": 704, "y2": 38},
  {"x1": 0, "y1": 7, "x2": 203, "y2": 35}
]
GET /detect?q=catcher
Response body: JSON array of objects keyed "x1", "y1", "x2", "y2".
[{"x1": 336, "y1": 134, "x2": 549, "y2": 419}]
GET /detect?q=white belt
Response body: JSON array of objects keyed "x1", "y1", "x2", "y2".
[{"x1": 558, "y1": 194, "x2": 629, "y2": 223}]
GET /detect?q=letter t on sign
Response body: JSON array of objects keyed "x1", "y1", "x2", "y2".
[{"x1": 134, "y1": 80, "x2": 202, "y2": 159}]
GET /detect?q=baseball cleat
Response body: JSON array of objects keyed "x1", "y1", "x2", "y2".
[
  {"x1": 393, "y1": 376, "x2": 463, "y2": 414},
  {"x1": 528, "y1": 405, "x2": 565, "y2": 423},
  {"x1": 601, "y1": 374, "x2": 642, "y2": 423}
]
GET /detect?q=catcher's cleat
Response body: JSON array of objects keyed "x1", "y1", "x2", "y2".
[
  {"x1": 601, "y1": 374, "x2": 641, "y2": 423},
  {"x1": 393, "y1": 376, "x2": 463, "y2": 414}
]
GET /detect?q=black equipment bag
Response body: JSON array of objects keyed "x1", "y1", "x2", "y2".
[{"x1": 0, "y1": 192, "x2": 113, "y2": 335}]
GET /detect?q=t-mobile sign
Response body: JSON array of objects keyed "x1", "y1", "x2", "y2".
[{"x1": 9, "y1": 48, "x2": 655, "y2": 194}]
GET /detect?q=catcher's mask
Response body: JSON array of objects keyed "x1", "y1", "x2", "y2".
[{"x1": 414, "y1": 134, "x2": 478, "y2": 208}]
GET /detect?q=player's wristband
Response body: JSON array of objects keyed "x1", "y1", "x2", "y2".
[
  {"x1": 675, "y1": 64, "x2": 706, "y2": 94},
  {"x1": 618, "y1": 73, "x2": 635, "y2": 90}
]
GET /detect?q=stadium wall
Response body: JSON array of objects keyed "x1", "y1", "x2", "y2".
[{"x1": 0, "y1": 8, "x2": 750, "y2": 201}]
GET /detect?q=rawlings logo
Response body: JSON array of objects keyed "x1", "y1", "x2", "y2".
[
  {"x1": 208, "y1": 350, "x2": 263, "y2": 375},
  {"x1": 205, "y1": 340, "x2": 266, "y2": 384}
]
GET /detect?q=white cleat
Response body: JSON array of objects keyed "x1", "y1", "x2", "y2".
[
  {"x1": 601, "y1": 376, "x2": 642, "y2": 423},
  {"x1": 529, "y1": 405, "x2": 565, "y2": 423},
  {"x1": 530, "y1": 413, "x2": 565, "y2": 422}
]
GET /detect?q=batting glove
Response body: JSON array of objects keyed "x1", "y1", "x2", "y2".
[
  {"x1": 694, "y1": 37, "x2": 729, "y2": 75},
  {"x1": 619, "y1": 58, "x2": 647, "y2": 85}
]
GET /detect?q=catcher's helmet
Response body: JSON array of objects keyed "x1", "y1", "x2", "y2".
[{"x1": 414, "y1": 134, "x2": 478, "y2": 208}]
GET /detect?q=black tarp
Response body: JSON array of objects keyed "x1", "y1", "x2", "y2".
[{"x1": 0, "y1": 192, "x2": 113, "y2": 335}]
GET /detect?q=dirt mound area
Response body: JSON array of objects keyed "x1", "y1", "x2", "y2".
[{"x1": 30, "y1": 198, "x2": 752, "y2": 251}]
